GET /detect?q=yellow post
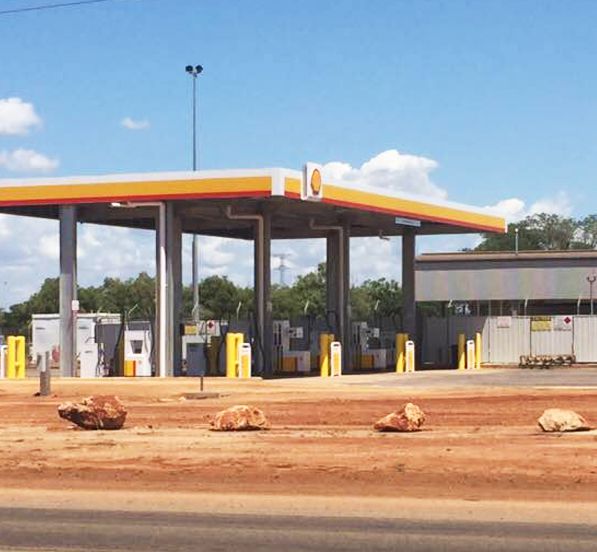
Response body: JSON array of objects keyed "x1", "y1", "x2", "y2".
[
  {"x1": 226, "y1": 332, "x2": 240, "y2": 378},
  {"x1": 124, "y1": 359, "x2": 136, "y2": 377},
  {"x1": 475, "y1": 332, "x2": 482, "y2": 369},
  {"x1": 457, "y1": 333, "x2": 466, "y2": 370},
  {"x1": 395, "y1": 333, "x2": 408, "y2": 373},
  {"x1": 15, "y1": 336, "x2": 26, "y2": 379},
  {"x1": 319, "y1": 333, "x2": 333, "y2": 377},
  {"x1": 6, "y1": 336, "x2": 16, "y2": 379}
]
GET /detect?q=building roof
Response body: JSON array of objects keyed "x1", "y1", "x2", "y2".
[
  {"x1": 0, "y1": 168, "x2": 505, "y2": 239},
  {"x1": 418, "y1": 250, "x2": 597, "y2": 262}
]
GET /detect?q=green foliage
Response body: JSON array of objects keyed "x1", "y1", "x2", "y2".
[
  {"x1": 2, "y1": 264, "x2": 405, "y2": 335},
  {"x1": 475, "y1": 213, "x2": 596, "y2": 252},
  {"x1": 359, "y1": 278, "x2": 403, "y2": 317},
  {"x1": 196, "y1": 276, "x2": 252, "y2": 320}
]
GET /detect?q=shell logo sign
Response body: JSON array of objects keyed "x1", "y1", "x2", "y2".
[{"x1": 302, "y1": 163, "x2": 323, "y2": 201}]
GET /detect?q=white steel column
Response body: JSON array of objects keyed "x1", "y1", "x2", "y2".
[
  {"x1": 59, "y1": 205, "x2": 77, "y2": 377},
  {"x1": 156, "y1": 202, "x2": 167, "y2": 378},
  {"x1": 166, "y1": 202, "x2": 183, "y2": 376}
]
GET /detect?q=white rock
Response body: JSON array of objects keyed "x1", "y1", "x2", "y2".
[{"x1": 537, "y1": 409, "x2": 590, "y2": 432}]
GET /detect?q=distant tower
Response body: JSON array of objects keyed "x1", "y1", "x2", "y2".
[{"x1": 273, "y1": 253, "x2": 290, "y2": 286}]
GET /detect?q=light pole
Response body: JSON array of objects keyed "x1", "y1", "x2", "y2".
[
  {"x1": 185, "y1": 64, "x2": 203, "y2": 323},
  {"x1": 587, "y1": 273, "x2": 597, "y2": 315}
]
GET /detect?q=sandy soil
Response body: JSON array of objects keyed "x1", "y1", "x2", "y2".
[{"x1": 0, "y1": 377, "x2": 596, "y2": 503}]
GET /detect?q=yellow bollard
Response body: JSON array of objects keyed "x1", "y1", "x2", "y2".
[
  {"x1": 319, "y1": 333, "x2": 333, "y2": 377},
  {"x1": 475, "y1": 332, "x2": 482, "y2": 369},
  {"x1": 457, "y1": 333, "x2": 466, "y2": 370},
  {"x1": 395, "y1": 333, "x2": 408, "y2": 373},
  {"x1": 6, "y1": 336, "x2": 16, "y2": 379},
  {"x1": 123, "y1": 359, "x2": 136, "y2": 377},
  {"x1": 226, "y1": 332, "x2": 242, "y2": 378},
  {"x1": 15, "y1": 336, "x2": 26, "y2": 379}
]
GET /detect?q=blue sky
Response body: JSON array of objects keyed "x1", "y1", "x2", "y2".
[{"x1": 1, "y1": 0, "x2": 596, "y2": 303}]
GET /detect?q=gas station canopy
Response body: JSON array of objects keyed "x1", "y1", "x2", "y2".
[
  {"x1": 0, "y1": 166, "x2": 505, "y2": 379},
  {"x1": 0, "y1": 168, "x2": 505, "y2": 237}
]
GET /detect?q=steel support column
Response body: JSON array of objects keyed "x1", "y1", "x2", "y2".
[
  {"x1": 166, "y1": 202, "x2": 183, "y2": 376},
  {"x1": 254, "y1": 211, "x2": 272, "y2": 377},
  {"x1": 155, "y1": 203, "x2": 167, "y2": 377},
  {"x1": 59, "y1": 205, "x2": 77, "y2": 377},
  {"x1": 325, "y1": 232, "x2": 340, "y2": 335},
  {"x1": 402, "y1": 228, "x2": 417, "y2": 339},
  {"x1": 340, "y1": 222, "x2": 351, "y2": 372}
]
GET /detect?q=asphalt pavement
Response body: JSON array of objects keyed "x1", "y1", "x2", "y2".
[
  {"x1": 341, "y1": 367, "x2": 597, "y2": 389},
  {"x1": 0, "y1": 507, "x2": 596, "y2": 552}
]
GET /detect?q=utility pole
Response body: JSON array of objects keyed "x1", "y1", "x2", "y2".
[
  {"x1": 587, "y1": 273, "x2": 596, "y2": 315},
  {"x1": 185, "y1": 64, "x2": 203, "y2": 323},
  {"x1": 273, "y1": 253, "x2": 290, "y2": 286}
]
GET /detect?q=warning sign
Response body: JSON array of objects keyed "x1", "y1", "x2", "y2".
[
  {"x1": 497, "y1": 316, "x2": 512, "y2": 329},
  {"x1": 554, "y1": 315, "x2": 573, "y2": 331},
  {"x1": 531, "y1": 316, "x2": 552, "y2": 332}
]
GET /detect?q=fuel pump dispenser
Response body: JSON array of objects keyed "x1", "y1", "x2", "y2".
[
  {"x1": 352, "y1": 321, "x2": 391, "y2": 371},
  {"x1": 273, "y1": 320, "x2": 311, "y2": 374}
]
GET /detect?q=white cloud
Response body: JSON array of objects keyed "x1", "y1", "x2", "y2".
[
  {"x1": 322, "y1": 149, "x2": 447, "y2": 199},
  {"x1": 37, "y1": 233, "x2": 60, "y2": 260},
  {"x1": 0, "y1": 148, "x2": 59, "y2": 173},
  {"x1": 121, "y1": 117, "x2": 150, "y2": 130},
  {"x1": 0, "y1": 98, "x2": 42, "y2": 135},
  {"x1": 484, "y1": 191, "x2": 573, "y2": 223}
]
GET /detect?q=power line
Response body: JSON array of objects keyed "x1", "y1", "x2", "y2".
[{"x1": 0, "y1": 0, "x2": 122, "y2": 16}]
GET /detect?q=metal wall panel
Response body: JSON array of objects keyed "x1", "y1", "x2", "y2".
[
  {"x1": 417, "y1": 266, "x2": 597, "y2": 301},
  {"x1": 530, "y1": 319, "x2": 574, "y2": 356},
  {"x1": 486, "y1": 316, "x2": 530, "y2": 363},
  {"x1": 573, "y1": 316, "x2": 597, "y2": 362}
]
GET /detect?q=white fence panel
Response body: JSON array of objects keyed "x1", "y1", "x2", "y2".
[
  {"x1": 530, "y1": 318, "x2": 574, "y2": 356},
  {"x1": 486, "y1": 316, "x2": 530, "y2": 364},
  {"x1": 573, "y1": 316, "x2": 597, "y2": 362}
]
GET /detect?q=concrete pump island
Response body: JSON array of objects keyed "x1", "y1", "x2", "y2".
[{"x1": 1, "y1": 166, "x2": 597, "y2": 551}]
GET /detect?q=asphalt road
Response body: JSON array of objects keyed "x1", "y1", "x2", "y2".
[
  {"x1": 0, "y1": 507, "x2": 596, "y2": 552},
  {"x1": 343, "y1": 367, "x2": 597, "y2": 389}
]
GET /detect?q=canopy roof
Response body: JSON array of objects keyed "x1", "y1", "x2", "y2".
[{"x1": 0, "y1": 168, "x2": 505, "y2": 238}]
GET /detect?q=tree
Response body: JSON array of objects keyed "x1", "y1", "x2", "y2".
[
  {"x1": 198, "y1": 275, "x2": 250, "y2": 320},
  {"x1": 575, "y1": 215, "x2": 597, "y2": 249},
  {"x1": 475, "y1": 213, "x2": 588, "y2": 252}
]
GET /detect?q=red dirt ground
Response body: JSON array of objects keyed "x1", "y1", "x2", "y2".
[{"x1": 0, "y1": 377, "x2": 596, "y2": 503}]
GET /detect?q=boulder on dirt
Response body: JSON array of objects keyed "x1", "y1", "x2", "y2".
[
  {"x1": 210, "y1": 405, "x2": 270, "y2": 431},
  {"x1": 374, "y1": 402, "x2": 426, "y2": 432},
  {"x1": 58, "y1": 395, "x2": 127, "y2": 430},
  {"x1": 373, "y1": 403, "x2": 425, "y2": 431},
  {"x1": 537, "y1": 408, "x2": 590, "y2": 432}
]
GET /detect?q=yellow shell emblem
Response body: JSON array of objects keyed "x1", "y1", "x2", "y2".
[{"x1": 310, "y1": 168, "x2": 322, "y2": 195}]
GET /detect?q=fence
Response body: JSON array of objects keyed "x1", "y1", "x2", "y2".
[{"x1": 422, "y1": 315, "x2": 597, "y2": 365}]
